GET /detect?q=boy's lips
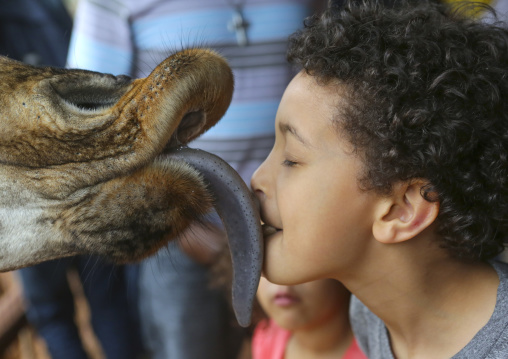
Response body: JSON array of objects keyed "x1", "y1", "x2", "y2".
[{"x1": 261, "y1": 223, "x2": 281, "y2": 238}]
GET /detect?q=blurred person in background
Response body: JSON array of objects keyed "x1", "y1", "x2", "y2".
[{"x1": 253, "y1": 277, "x2": 366, "y2": 359}]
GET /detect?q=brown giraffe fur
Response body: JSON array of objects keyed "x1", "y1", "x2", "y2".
[{"x1": 0, "y1": 48, "x2": 234, "y2": 271}]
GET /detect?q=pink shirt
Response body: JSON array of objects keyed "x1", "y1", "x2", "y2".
[{"x1": 252, "y1": 319, "x2": 367, "y2": 359}]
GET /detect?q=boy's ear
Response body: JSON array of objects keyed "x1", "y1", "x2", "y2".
[{"x1": 372, "y1": 181, "x2": 439, "y2": 244}]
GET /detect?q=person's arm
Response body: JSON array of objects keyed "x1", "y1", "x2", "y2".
[
  {"x1": 66, "y1": 0, "x2": 134, "y2": 75},
  {"x1": 178, "y1": 221, "x2": 228, "y2": 266}
]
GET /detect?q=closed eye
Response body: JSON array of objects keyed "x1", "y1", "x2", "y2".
[{"x1": 282, "y1": 159, "x2": 298, "y2": 167}]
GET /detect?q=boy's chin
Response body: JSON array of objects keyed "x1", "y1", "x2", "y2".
[
  {"x1": 262, "y1": 254, "x2": 317, "y2": 286},
  {"x1": 261, "y1": 227, "x2": 323, "y2": 285}
]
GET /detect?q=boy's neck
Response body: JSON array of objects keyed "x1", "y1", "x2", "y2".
[
  {"x1": 285, "y1": 306, "x2": 353, "y2": 359},
  {"x1": 345, "y1": 233, "x2": 499, "y2": 359}
]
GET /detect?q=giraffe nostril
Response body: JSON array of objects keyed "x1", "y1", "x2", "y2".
[
  {"x1": 70, "y1": 99, "x2": 114, "y2": 112},
  {"x1": 49, "y1": 73, "x2": 133, "y2": 114}
]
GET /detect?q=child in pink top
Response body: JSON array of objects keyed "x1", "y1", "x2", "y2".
[{"x1": 252, "y1": 277, "x2": 365, "y2": 359}]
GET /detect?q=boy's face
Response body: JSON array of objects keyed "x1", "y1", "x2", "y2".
[{"x1": 251, "y1": 72, "x2": 380, "y2": 285}]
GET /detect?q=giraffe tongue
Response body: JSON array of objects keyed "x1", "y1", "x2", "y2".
[{"x1": 168, "y1": 147, "x2": 263, "y2": 327}]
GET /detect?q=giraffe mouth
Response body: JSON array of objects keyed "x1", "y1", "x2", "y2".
[
  {"x1": 163, "y1": 110, "x2": 208, "y2": 151},
  {"x1": 153, "y1": 106, "x2": 264, "y2": 328},
  {"x1": 134, "y1": 50, "x2": 263, "y2": 327}
]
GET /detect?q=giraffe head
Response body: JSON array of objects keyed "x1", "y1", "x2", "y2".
[{"x1": 0, "y1": 48, "x2": 262, "y2": 326}]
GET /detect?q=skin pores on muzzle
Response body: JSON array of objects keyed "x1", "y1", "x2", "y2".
[{"x1": 0, "y1": 48, "x2": 263, "y2": 326}]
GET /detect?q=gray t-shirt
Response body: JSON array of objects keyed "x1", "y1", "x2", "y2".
[{"x1": 350, "y1": 260, "x2": 508, "y2": 358}]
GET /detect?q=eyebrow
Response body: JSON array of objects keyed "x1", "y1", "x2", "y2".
[{"x1": 278, "y1": 122, "x2": 312, "y2": 147}]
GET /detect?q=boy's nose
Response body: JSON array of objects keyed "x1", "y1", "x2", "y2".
[{"x1": 251, "y1": 161, "x2": 267, "y2": 202}]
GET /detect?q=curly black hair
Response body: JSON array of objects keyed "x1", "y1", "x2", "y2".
[{"x1": 287, "y1": 0, "x2": 508, "y2": 260}]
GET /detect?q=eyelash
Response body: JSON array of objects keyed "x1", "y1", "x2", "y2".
[{"x1": 282, "y1": 159, "x2": 298, "y2": 167}]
